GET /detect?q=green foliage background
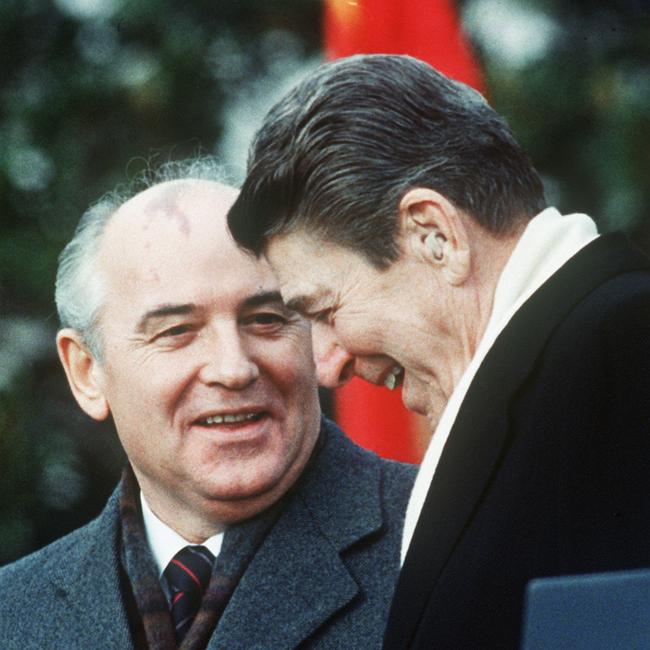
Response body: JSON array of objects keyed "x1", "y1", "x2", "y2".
[{"x1": 0, "y1": 0, "x2": 648, "y2": 564}]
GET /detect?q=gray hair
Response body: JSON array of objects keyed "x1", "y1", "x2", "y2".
[
  {"x1": 228, "y1": 54, "x2": 547, "y2": 268},
  {"x1": 55, "y1": 157, "x2": 227, "y2": 359}
]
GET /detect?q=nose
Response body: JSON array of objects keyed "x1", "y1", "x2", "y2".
[
  {"x1": 198, "y1": 327, "x2": 259, "y2": 390},
  {"x1": 311, "y1": 322, "x2": 355, "y2": 388}
]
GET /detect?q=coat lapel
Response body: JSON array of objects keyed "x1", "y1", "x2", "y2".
[
  {"x1": 387, "y1": 234, "x2": 650, "y2": 647},
  {"x1": 47, "y1": 488, "x2": 134, "y2": 649},
  {"x1": 210, "y1": 423, "x2": 385, "y2": 650}
]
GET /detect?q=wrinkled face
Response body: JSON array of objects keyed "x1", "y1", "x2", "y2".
[
  {"x1": 266, "y1": 231, "x2": 449, "y2": 422},
  {"x1": 94, "y1": 181, "x2": 320, "y2": 523}
]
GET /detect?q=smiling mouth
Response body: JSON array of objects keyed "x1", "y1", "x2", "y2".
[
  {"x1": 383, "y1": 365, "x2": 404, "y2": 390},
  {"x1": 195, "y1": 412, "x2": 266, "y2": 426}
]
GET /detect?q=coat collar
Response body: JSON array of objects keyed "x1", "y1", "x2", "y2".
[
  {"x1": 298, "y1": 418, "x2": 384, "y2": 551},
  {"x1": 210, "y1": 419, "x2": 385, "y2": 649},
  {"x1": 386, "y1": 234, "x2": 650, "y2": 648}
]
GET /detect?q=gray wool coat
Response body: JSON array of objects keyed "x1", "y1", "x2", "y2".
[{"x1": 0, "y1": 419, "x2": 416, "y2": 649}]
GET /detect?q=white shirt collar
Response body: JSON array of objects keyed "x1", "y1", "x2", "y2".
[
  {"x1": 401, "y1": 207, "x2": 599, "y2": 563},
  {"x1": 140, "y1": 491, "x2": 224, "y2": 577}
]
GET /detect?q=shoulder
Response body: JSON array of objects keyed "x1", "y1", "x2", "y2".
[
  {"x1": 553, "y1": 267, "x2": 650, "y2": 353},
  {"x1": 511, "y1": 235, "x2": 650, "y2": 363},
  {"x1": 584, "y1": 270, "x2": 650, "y2": 324},
  {"x1": 557, "y1": 234, "x2": 650, "y2": 326},
  {"x1": 320, "y1": 417, "x2": 417, "y2": 486},
  {"x1": 0, "y1": 520, "x2": 95, "y2": 582},
  {"x1": 0, "y1": 489, "x2": 118, "y2": 612},
  {"x1": 313, "y1": 418, "x2": 417, "y2": 522},
  {"x1": 508, "y1": 252, "x2": 650, "y2": 441},
  {"x1": 0, "y1": 525, "x2": 93, "y2": 641}
]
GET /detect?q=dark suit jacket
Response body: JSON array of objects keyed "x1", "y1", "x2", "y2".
[
  {"x1": 0, "y1": 420, "x2": 415, "y2": 649},
  {"x1": 384, "y1": 234, "x2": 650, "y2": 649}
]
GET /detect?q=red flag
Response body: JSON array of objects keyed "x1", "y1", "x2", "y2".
[
  {"x1": 323, "y1": 0, "x2": 484, "y2": 462},
  {"x1": 334, "y1": 378, "x2": 426, "y2": 463},
  {"x1": 325, "y1": 0, "x2": 483, "y2": 89}
]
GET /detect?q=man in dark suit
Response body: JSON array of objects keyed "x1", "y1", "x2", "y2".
[
  {"x1": 0, "y1": 164, "x2": 415, "y2": 649},
  {"x1": 226, "y1": 54, "x2": 650, "y2": 648}
]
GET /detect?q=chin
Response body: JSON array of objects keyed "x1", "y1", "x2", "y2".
[
  {"x1": 401, "y1": 392, "x2": 429, "y2": 417},
  {"x1": 204, "y1": 461, "x2": 290, "y2": 501},
  {"x1": 200, "y1": 472, "x2": 292, "y2": 524}
]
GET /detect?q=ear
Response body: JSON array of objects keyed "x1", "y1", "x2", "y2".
[
  {"x1": 398, "y1": 187, "x2": 471, "y2": 286},
  {"x1": 56, "y1": 328, "x2": 110, "y2": 421}
]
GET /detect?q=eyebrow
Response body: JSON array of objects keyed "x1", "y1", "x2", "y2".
[
  {"x1": 242, "y1": 290, "x2": 284, "y2": 310},
  {"x1": 284, "y1": 295, "x2": 314, "y2": 315},
  {"x1": 136, "y1": 303, "x2": 196, "y2": 332}
]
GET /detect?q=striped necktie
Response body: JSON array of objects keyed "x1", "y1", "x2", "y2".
[{"x1": 163, "y1": 545, "x2": 215, "y2": 643}]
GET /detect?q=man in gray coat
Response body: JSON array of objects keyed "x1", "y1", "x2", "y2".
[{"x1": 0, "y1": 163, "x2": 415, "y2": 649}]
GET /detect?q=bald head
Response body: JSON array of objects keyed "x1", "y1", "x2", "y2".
[
  {"x1": 102, "y1": 180, "x2": 239, "y2": 285},
  {"x1": 96, "y1": 180, "x2": 247, "y2": 348},
  {"x1": 55, "y1": 173, "x2": 240, "y2": 359},
  {"x1": 109, "y1": 179, "x2": 239, "y2": 241}
]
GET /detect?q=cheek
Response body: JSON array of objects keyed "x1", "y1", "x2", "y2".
[
  {"x1": 284, "y1": 349, "x2": 318, "y2": 397},
  {"x1": 102, "y1": 355, "x2": 198, "y2": 426},
  {"x1": 263, "y1": 332, "x2": 318, "y2": 385},
  {"x1": 259, "y1": 342, "x2": 320, "y2": 429}
]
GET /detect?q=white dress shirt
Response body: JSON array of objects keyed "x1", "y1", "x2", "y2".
[
  {"x1": 140, "y1": 491, "x2": 224, "y2": 600},
  {"x1": 401, "y1": 207, "x2": 599, "y2": 563}
]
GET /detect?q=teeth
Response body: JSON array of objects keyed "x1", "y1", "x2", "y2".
[
  {"x1": 384, "y1": 366, "x2": 403, "y2": 391},
  {"x1": 204, "y1": 413, "x2": 258, "y2": 425}
]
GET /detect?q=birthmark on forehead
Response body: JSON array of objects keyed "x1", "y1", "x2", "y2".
[{"x1": 142, "y1": 184, "x2": 192, "y2": 236}]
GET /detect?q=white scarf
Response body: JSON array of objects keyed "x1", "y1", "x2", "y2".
[{"x1": 401, "y1": 207, "x2": 599, "y2": 563}]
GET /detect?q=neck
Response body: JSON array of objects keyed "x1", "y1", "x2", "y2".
[
  {"x1": 136, "y1": 480, "x2": 226, "y2": 544},
  {"x1": 451, "y1": 226, "x2": 524, "y2": 377}
]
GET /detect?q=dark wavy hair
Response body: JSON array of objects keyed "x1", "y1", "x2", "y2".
[{"x1": 228, "y1": 54, "x2": 546, "y2": 268}]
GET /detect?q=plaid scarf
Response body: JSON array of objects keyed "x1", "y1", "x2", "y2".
[{"x1": 118, "y1": 467, "x2": 291, "y2": 649}]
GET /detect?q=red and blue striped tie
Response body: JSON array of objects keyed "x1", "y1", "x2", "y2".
[{"x1": 163, "y1": 545, "x2": 215, "y2": 643}]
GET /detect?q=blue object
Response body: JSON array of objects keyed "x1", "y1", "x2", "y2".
[{"x1": 522, "y1": 569, "x2": 650, "y2": 649}]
